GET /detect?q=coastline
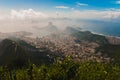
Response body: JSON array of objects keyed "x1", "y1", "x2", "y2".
[{"x1": 90, "y1": 31, "x2": 120, "y2": 39}]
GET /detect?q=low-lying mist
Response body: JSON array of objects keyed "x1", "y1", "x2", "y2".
[{"x1": 0, "y1": 17, "x2": 120, "y2": 38}]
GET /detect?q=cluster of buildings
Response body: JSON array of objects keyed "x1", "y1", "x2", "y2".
[{"x1": 22, "y1": 33, "x2": 111, "y2": 62}]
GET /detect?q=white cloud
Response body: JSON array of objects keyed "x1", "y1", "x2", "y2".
[
  {"x1": 103, "y1": 11, "x2": 120, "y2": 19},
  {"x1": 76, "y1": 2, "x2": 88, "y2": 6},
  {"x1": 71, "y1": 8, "x2": 75, "y2": 10},
  {"x1": 116, "y1": 0, "x2": 120, "y2": 4},
  {"x1": 105, "y1": 8, "x2": 120, "y2": 11},
  {"x1": 0, "y1": 8, "x2": 120, "y2": 33},
  {"x1": 11, "y1": 9, "x2": 48, "y2": 19},
  {"x1": 69, "y1": 9, "x2": 120, "y2": 20},
  {"x1": 55, "y1": 6, "x2": 69, "y2": 9},
  {"x1": 0, "y1": 8, "x2": 120, "y2": 21}
]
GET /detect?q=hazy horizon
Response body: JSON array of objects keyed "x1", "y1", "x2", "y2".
[{"x1": 0, "y1": 0, "x2": 120, "y2": 36}]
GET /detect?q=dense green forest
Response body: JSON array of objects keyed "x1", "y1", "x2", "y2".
[{"x1": 0, "y1": 57, "x2": 120, "y2": 80}]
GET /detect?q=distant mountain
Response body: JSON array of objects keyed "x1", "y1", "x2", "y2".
[
  {"x1": 0, "y1": 39, "x2": 28, "y2": 68},
  {"x1": 65, "y1": 27, "x2": 80, "y2": 33},
  {"x1": 65, "y1": 27, "x2": 109, "y2": 44},
  {"x1": 33, "y1": 22, "x2": 59, "y2": 36},
  {"x1": 43, "y1": 22, "x2": 58, "y2": 32},
  {"x1": 0, "y1": 39, "x2": 54, "y2": 67},
  {"x1": 16, "y1": 39, "x2": 54, "y2": 65}
]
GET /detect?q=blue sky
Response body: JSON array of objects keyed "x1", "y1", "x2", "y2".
[
  {"x1": 0, "y1": 0, "x2": 120, "y2": 21},
  {"x1": 0, "y1": 0, "x2": 120, "y2": 10}
]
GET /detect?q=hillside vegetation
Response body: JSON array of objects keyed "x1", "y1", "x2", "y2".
[{"x1": 0, "y1": 58, "x2": 120, "y2": 80}]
